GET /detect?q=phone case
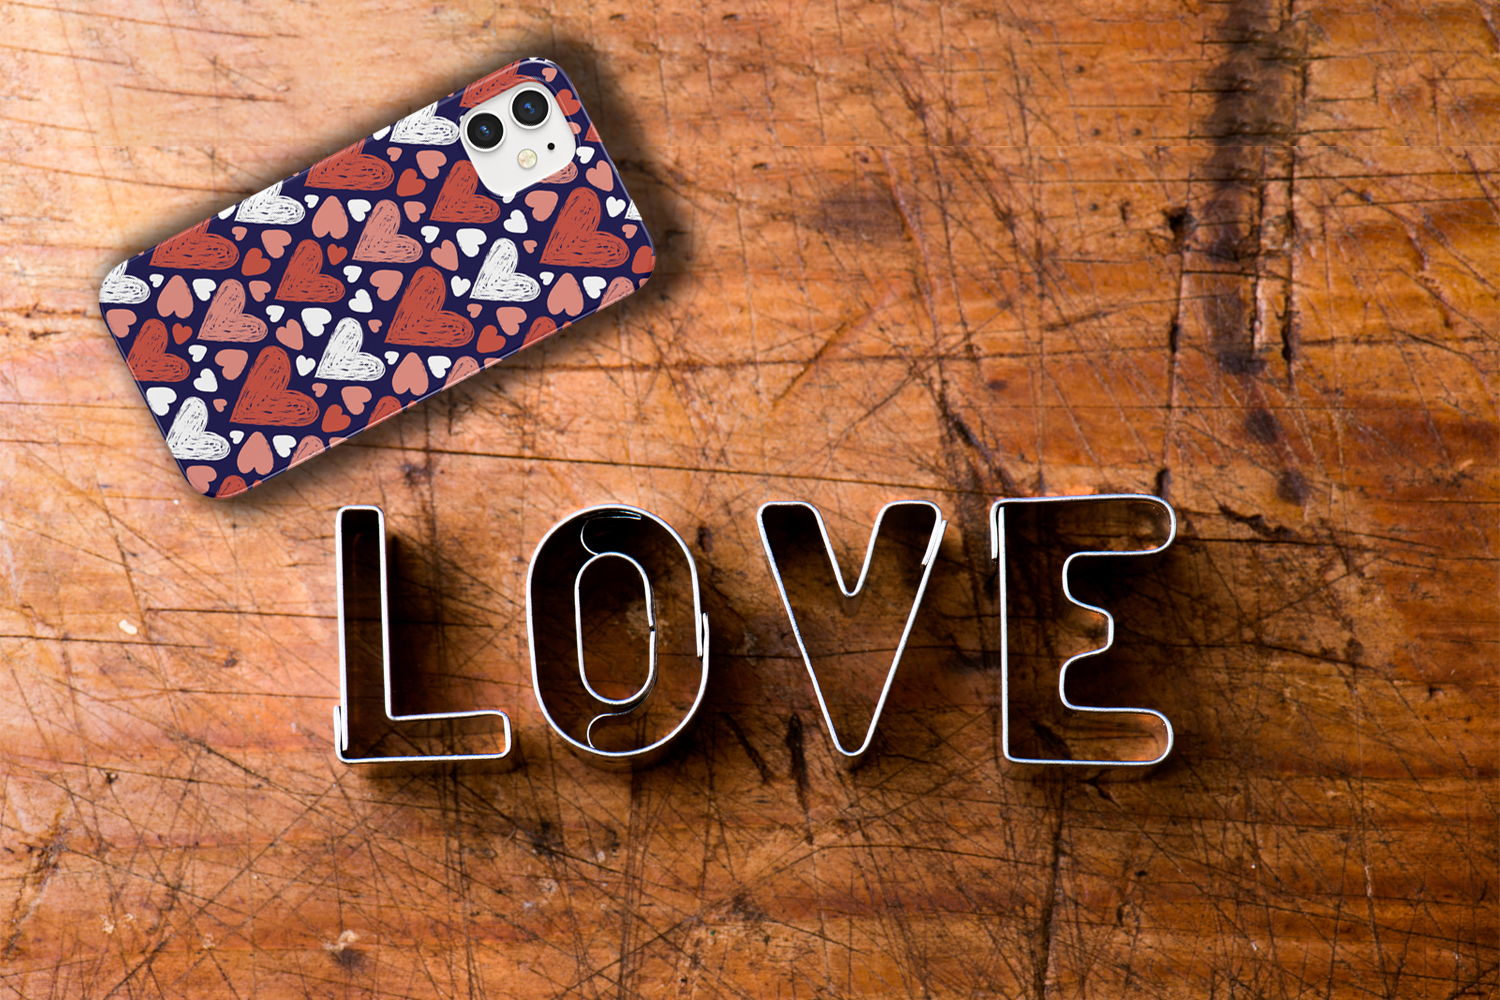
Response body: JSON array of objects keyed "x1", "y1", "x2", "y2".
[{"x1": 99, "y1": 58, "x2": 654, "y2": 498}]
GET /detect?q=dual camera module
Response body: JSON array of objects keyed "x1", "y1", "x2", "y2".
[{"x1": 466, "y1": 88, "x2": 550, "y2": 150}]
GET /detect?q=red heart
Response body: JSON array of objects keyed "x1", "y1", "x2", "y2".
[
  {"x1": 368, "y1": 395, "x2": 403, "y2": 425},
  {"x1": 230, "y1": 346, "x2": 320, "y2": 426},
  {"x1": 172, "y1": 322, "x2": 194, "y2": 345},
  {"x1": 327, "y1": 245, "x2": 348, "y2": 265},
  {"x1": 476, "y1": 324, "x2": 505, "y2": 352},
  {"x1": 306, "y1": 138, "x2": 394, "y2": 191},
  {"x1": 430, "y1": 161, "x2": 499, "y2": 224},
  {"x1": 631, "y1": 245, "x2": 655, "y2": 275},
  {"x1": 217, "y1": 475, "x2": 249, "y2": 499},
  {"x1": 126, "y1": 319, "x2": 190, "y2": 382},
  {"x1": 540, "y1": 188, "x2": 628, "y2": 268},
  {"x1": 199, "y1": 279, "x2": 268, "y2": 343},
  {"x1": 320, "y1": 404, "x2": 351, "y2": 433},
  {"x1": 396, "y1": 168, "x2": 426, "y2": 197},
  {"x1": 460, "y1": 64, "x2": 526, "y2": 107},
  {"x1": 151, "y1": 219, "x2": 239, "y2": 270},
  {"x1": 523, "y1": 316, "x2": 557, "y2": 347},
  {"x1": 556, "y1": 89, "x2": 582, "y2": 116},
  {"x1": 354, "y1": 201, "x2": 422, "y2": 264},
  {"x1": 274, "y1": 239, "x2": 345, "y2": 302},
  {"x1": 242, "y1": 248, "x2": 271, "y2": 276},
  {"x1": 386, "y1": 266, "x2": 474, "y2": 347}
]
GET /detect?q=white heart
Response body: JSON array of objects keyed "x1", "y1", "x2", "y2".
[
  {"x1": 296, "y1": 355, "x2": 316, "y2": 377},
  {"x1": 301, "y1": 308, "x2": 332, "y2": 336},
  {"x1": 427, "y1": 355, "x2": 452, "y2": 379},
  {"x1": 389, "y1": 101, "x2": 460, "y2": 145},
  {"x1": 606, "y1": 197, "x2": 626, "y2": 218},
  {"x1": 100, "y1": 262, "x2": 150, "y2": 304},
  {"x1": 272, "y1": 434, "x2": 296, "y2": 458},
  {"x1": 192, "y1": 278, "x2": 216, "y2": 302},
  {"x1": 347, "y1": 199, "x2": 372, "y2": 222},
  {"x1": 303, "y1": 194, "x2": 319, "y2": 207},
  {"x1": 145, "y1": 386, "x2": 177, "y2": 416},
  {"x1": 451, "y1": 276, "x2": 472, "y2": 297},
  {"x1": 468, "y1": 239, "x2": 540, "y2": 302},
  {"x1": 166, "y1": 397, "x2": 230, "y2": 461},
  {"x1": 235, "y1": 181, "x2": 306, "y2": 225},
  {"x1": 502, "y1": 192, "x2": 515, "y2": 203},
  {"x1": 576, "y1": 146, "x2": 595, "y2": 164},
  {"x1": 456, "y1": 228, "x2": 486, "y2": 256},
  {"x1": 385, "y1": 351, "x2": 399, "y2": 364},
  {"x1": 188, "y1": 345, "x2": 207, "y2": 362},
  {"x1": 149, "y1": 274, "x2": 164, "y2": 287},
  {"x1": 421, "y1": 225, "x2": 439, "y2": 244},
  {"x1": 625, "y1": 200, "x2": 642, "y2": 221},
  {"x1": 343, "y1": 265, "x2": 363, "y2": 282},
  {"x1": 315, "y1": 317, "x2": 386, "y2": 381},
  {"x1": 372, "y1": 126, "x2": 391, "y2": 140},
  {"x1": 193, "y1": 368, "x2": 218, "y2": 392},
  {"x1": 540, "y1": 271, "x2": 554, "y2": 285},
  {"x1": 266, "y1": 304, "x2": 285, "y2": 323},
  {"x1": 582, "y1": 276, "x2": 607, "y2": 299},
  {"x1": 349, "y1": 288, "x2": 373, "y2": 313},
  {"x1": 503, "y1": 209, "x2": 528, "y2": 234},
  {"x1": 218, "y1": 206, "x2": 235, "y2": 220}
]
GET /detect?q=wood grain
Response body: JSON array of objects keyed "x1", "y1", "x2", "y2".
[{"x1": 0, "y1": 0, "x2": 1495, "y2": 997}]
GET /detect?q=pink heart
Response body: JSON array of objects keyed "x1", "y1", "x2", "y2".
[
  {"x1": 525, "y1": 189, "x2": 559, "y2": 221},
  {"x1": 585, "y1": 162, "x2": 613, "y2": 192},
  {"x1": 416, "y1": 150, "x2": 447, "y2": 179},
  {"x1": 261, "y1": 230, "x2": 292, "y2": 258},
  {"x1": 495, "y1": 306, "x2": 527, "y2": 335}
]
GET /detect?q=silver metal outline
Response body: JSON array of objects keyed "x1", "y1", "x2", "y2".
[
  {"x1": 757, "y1": 500, "x2": 948, "y2": 765},
  {"x1": 528, "y1": 504, "x2": 710, "y2": 768},
  {"x1": 332, "y1": 505, "x2": 514, "y2": 765},
  {"x1": 990, "y1": 493, "x2": 1176, "y2": 768}
]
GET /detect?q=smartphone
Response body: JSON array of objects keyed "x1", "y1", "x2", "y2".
[{"x1": 99, "y1": 58, "x2": 654, "y2": 498}]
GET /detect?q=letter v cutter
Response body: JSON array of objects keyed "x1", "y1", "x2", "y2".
[
  {"x1": 333, "y1": 504, "x2": 513, "y2": 764},
  {"x1": 990, "y1": 493, "x2": 1176, "y2": 768},
  {"x1": 757, "y1": 500, "x2": 947, "y2": 766}
]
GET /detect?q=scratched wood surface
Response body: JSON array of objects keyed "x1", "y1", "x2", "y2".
[{"x1": 1, "y1": 0, "x2": 1496, "y2": 996}]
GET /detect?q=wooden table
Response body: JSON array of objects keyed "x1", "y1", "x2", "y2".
[{"x1": 1, "y1": 1, "x2": 1495, "y2": 996}]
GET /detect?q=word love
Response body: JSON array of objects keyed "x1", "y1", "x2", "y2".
[{"x1": 332, "y1": 493, "x2": 1177, "y2": 772}]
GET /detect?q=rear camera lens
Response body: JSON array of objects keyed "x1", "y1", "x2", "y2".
[
  {"x1": 511, "y1": 89, "x2": 550, "y2": 128},
  {"x1": 466, "y1": 112, "x2": 503, "y2": 150}
]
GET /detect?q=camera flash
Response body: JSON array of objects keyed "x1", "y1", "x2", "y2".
[{"x1": 517, "y1": 148, "x2": 538, "y2": 169}]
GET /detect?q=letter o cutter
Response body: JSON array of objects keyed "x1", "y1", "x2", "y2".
[
  {"x1": 333, "y1": 505, "x2": 514, "y2": 764},
  {"x1": 528, "y1": 504, "x2": 711, "y2": 770},
  {"x1": 991, "y1": 493, "x2": 1176, "y2": 768}
]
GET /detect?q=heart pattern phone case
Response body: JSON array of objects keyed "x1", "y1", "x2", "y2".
[{"x1": 99, "y1": 58, "x2": 654, "y2": 498}]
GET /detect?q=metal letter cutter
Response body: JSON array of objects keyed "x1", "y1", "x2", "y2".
[
  {"x1": 333, "y1": 503, "x2": 710, "y2": 770},
  {"x1": 528, "y1": 505, "x2": 711, "y2": 771},
  {"x1": 991, "y1": 493, "x2": 1177, "y2": 768},
  {"x1": 757, "y1": 500, "x2": 947, "y2": 766},
  {"x1": 332, "y1": 505, "x2": 514, "y2": 765}
]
